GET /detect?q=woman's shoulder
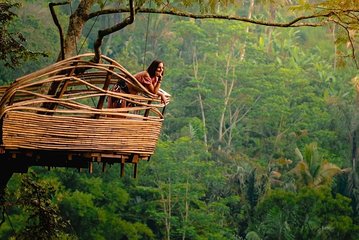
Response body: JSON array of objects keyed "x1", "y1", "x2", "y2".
[
  {"x1": 134, "y1": 71, "x2": 150, "y2": 78},
  {"x1": 134, "y1": 71, "x2": 152, "y2": 84}
]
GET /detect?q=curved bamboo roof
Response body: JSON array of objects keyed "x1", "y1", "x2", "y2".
[{"x1": 0, "y1": 53, "x2": 169, "y2": 177}]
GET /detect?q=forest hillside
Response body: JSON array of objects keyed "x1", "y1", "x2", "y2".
[{"x1": 0, "y1": 1, "x2": 358, "y2": 239}]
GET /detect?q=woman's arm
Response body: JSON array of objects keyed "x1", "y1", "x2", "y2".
[
  {"x1": 152, "y1": 76, "x2": 162, "y2": 94},
  {"x1": 135, "y1": 72, "x2": 168, "y2": 104},
  {"x1": 153, "y1": 76, "x2": 169, "y2": 104}
]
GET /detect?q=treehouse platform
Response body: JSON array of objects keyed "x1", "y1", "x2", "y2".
[{"x1": 0, "y1": 53, "x2": 169, "y2": 179}]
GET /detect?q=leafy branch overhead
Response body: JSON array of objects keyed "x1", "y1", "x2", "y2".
[
  {"x1": 0, "y1": 2, "x2": 47, "y2": 68},
  {"x1": 58, "y1": 0, "x2": 359, "y2": 67}
]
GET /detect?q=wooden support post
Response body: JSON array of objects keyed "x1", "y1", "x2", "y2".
[
  {"x1": 131, "y1": 154, "x2": 139, "y2": 178},
  {"x1": 43, "y1": 62, "x2": 78, "y2": 113},
  {"x1": 144, "y1": 101, "x2": 152, "y2": 117},
  {"x1": 89, "y1": 162, "x2": 93, "y2": 174},
  {"x1": 161, "y1": 105, "x2": 167, "y2": 115},
  {"x1": 120, "y1": 156, "x2": 125, "y2": 177},
  {"x1": 95, "y1": 66, "x2": 114, "y2": 119},
  {"x1": 133, "y1": 163, "x2": 138, "y2": 178},
  {"x1": 120, "y1": 163, "x2": 125, "y2": 177}
]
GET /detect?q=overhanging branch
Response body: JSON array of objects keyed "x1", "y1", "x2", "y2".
[
  {"x1": 88, "y1": 7, "x2": 337, "y2": 27},
  {"x1": 49, "y1": 1, "x2": 70, "y2": 61},
  {"x1": 93, "y1": 0, "x2": 135, "y2": 63},
  {"x1": 83, "y1": 4, "x2": 359, "y2": 68},
  {"x1": 86, "y1": 6, "x2": 358, "y2": 68},
  {"x1": 330, "y1": 17, "x2": 359, "y2": 69}
]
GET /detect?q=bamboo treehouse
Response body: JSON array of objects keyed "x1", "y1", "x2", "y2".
[{"x1": 0, "y1": 53, "x2": 169, "y2": 191}]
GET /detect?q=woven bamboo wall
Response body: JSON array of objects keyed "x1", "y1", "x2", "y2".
[{"x1": 3, "y1": 111, "x2": 162, "y2": 154}]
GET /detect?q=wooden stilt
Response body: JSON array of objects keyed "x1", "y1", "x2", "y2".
[
  {"x1": 120, "y1": 156, "x2": 125, "y2": 177},
  {"x1": 133, "y1": 163, "x2": 138, "y2": 178},
  {"x1": 131, "y1": 154, "x2": 139, "y2": 178},
  {"x1": 89, "y1": 162, "x2": 93, "y2": 174},
  {"x1": 102, "y1": 162, "x2": 106, "y2": 172},
  {"x1": 120, "y1": 163, "x2": 125, "y2": 177}
]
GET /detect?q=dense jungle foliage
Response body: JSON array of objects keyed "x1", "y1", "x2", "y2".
[{"x1": 0, "y1": 0, "x2": 359, "y2": 239}]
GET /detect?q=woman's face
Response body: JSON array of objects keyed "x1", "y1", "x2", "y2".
[{"x1": 155, "y1": 62, "x2": 164, "y2": 77}]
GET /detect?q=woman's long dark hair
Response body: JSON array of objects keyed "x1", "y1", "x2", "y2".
[{"x1": 147, "y1": 60, "x2": 164, "y2": 78}]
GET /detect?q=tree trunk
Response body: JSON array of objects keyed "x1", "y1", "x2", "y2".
[
  {"x1": 265, "y1": 1, "x2": 275, "y2": 54},
  {"x1": 182, "y1": 179, "x2": 189, "y2": 240},
  {"x1": 240, "y1": 0, "x2": 255, "y2": 61},
  {"x1": 159, "y1": 180, "x2": 172, "y2": 240},
  {"x1": 192, "y1": 47, "x2": 208, "y2": 146},
  {"x1": 332, "y1": 23, "x2": 337, "y2": 70},
  {"x1": 62, "y1": 0, "x2": 97, "y2": 59},
  {"x1": 218, "y1": 44, "x2": 235, "y2": 149},
  {"x1": 352, "y1": 89, "x2": 359, "y2": 215}
]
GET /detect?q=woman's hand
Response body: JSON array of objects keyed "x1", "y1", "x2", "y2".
[{"x1": 159, "y1": 92, "x2": 169, "y2": 105}]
